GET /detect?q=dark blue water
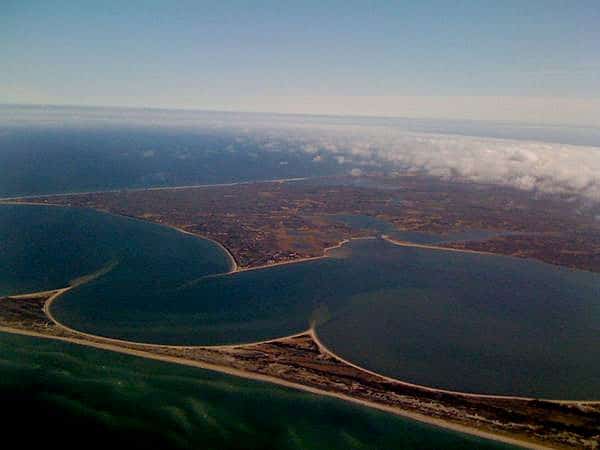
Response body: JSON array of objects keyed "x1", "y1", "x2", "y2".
[
  {"x1": 0, "y1": 204, "x2": 231, "y2": 296},
  {"x1": 317, "y1": 241, "x2": 600, "y2": 399},
  {"x1": 4, "y1": 204, "x2": 600, "y2": 398},
  {"x1": 0, "y1": 125, "x2": 340, "y2": 198}
]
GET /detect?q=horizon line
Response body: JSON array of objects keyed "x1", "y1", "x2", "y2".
[{"x1": 3, "y1": 101, "x2": 600, "y2": 131}]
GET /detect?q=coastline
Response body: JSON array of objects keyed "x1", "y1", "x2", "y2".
[
  {"x1": 0, "y1": 200, "x2": 576, "y2": 278},
  {"x1": 381, "y1": 234, "x2": 498, "y2": 256},
  {"x1": 0, "y1": 325, "x2": 548, "y2": 450},
  {"x1": 34, "y1": 281, "x2": 600, "y2": 405},
  {"x1": 40, "y1": 283, "x2": 600, "y2": 404},
  {"x1": 0, "y1": 176, "x2": 310, "y2": 203},
  {"x1": 3, "y1": 280, "x2": 599, "y2": 449},
  {"x1": 233, "y1": 237, "x2": 372, "y2": 274},
  {"x1": 2, "y1": 202, "x2": 599, "y2": 448},
  {"x1": 0, "y1": 200, "x2": 242, "y2": 273},
  {"x1": 309, "y1": 328, "x2": 600, "y2": 405}
]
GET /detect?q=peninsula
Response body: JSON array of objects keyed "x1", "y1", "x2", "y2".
[{"x1": 8, "y1": 175, "x2": 599, "y2": 272}]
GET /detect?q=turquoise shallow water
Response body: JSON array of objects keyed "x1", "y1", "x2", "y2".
[
  {"x1": 3, "y1": 204, "x2": 600, "y2": 399},
  {"x1": 0, "y1": 332, "x2": 516, "y2": 450}
]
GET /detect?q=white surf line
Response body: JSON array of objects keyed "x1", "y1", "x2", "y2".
[{"x1": 0, "y1": 176, "x2": 311, "y2": 202}]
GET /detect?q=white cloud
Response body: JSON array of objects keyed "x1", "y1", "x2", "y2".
[
  {"x1": 253, "y1": 125, "x2": 600, "y2": 201},
  {"x1": 5, "y1": 106, "x2": 600, "y2": 201}
]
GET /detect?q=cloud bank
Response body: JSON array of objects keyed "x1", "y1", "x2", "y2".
[
  {"x1": 4, "y1": 105, "x2": 600, "y2": 201},
  {"x1": 231, "y1": 122, "x2": 600, "y2": 202}
]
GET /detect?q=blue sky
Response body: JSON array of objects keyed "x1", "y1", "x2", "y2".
[{"x1": 2, "y1": 1, "x2": 600, "y2": 124}]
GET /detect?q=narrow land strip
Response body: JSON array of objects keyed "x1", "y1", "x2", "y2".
[
  {"x1": 0, "y1": 176, "x2": 310, "y2": 202},
  {"x1": 1, "y1": 289, "x2": 599, "y2": 449},
  {"x1": 1, "y1": 199, "x2": 599, "y2": 448},
  {"x1": 381, "y1": 234, "x2": 498, "y2": 256},
  {"x1": 0, "y1": 324, "x2": 547, "y2": 450}
]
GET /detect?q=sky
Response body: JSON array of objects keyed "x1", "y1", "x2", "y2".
[{"x1": 2, "y1": 1, "x2": 600, "y2": 126}]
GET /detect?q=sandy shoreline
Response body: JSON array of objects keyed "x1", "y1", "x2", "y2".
[
  {"x1": 0, "y1": 325, "x2": 548, "y2": 450},
  {"x1": 310, "y1": 328, "x2": 599, "y2": 405},
  {"x1": 21, "y1": 284, "x2": 600, "y2": 407},
  {"x1": 381, "y1": 234, "x2": 497, "y2": 256},
  {"x1": 233, "y1": 236, "x2": 374, "y2": 274},
  {"x1": 3, "y1": 275, "x2": 598, "y2": 448},
  {"x1": 39, "y1": 284, "x2": 600, "y2": 404},
  {"x1": 0, "y1": 200, "x2": 334, "y2": 276},
  {"x1": 2, "y1": 202, "x2": 598, "y2": 448},
  {"x1": 0, "y1": 200, "x2": 541, "y2": 275}
]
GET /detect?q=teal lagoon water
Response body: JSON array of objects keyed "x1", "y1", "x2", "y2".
[
  {"x1": 0, "y1": 332, "x2": 515, "y2": 450},
  {"x1": 3, "y1": 204, "x2": 600, "y2": 399}
]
